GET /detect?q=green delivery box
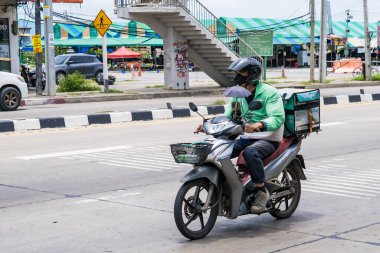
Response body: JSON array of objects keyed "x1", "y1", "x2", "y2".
[{"x1": 279, "y1": 88, "x2": 321, "y2": 136}]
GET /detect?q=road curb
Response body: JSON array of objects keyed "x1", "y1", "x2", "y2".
[
  {"x1": 22, "y1": 89, "x2": 225, "y2": 106},
  {"x1": 2, "y1": 93, "x2": 380, "y2": 133}
]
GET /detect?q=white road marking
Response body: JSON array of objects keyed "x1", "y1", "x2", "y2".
[
  {"x1": 302, "y1": 188, "x2": 370, "y2": 199},
  {"x1": 72, "y1": 192, "x2": 142, "y2": 205},
  {"x1": 75, "y1": 153, "x2": 181, "y2": 169},
  {"x1": 304, "y1": 181, "x2": 379, "y2": 194},
  {"x1": 307, "y1": 178, "x2": 379, "y2": 190},
  {"x1": 16, "y1": 146, "x2": 132, "y2": 160},
  {"x1": 317, "y1": 165, "x2": 334, "y2": 169},
  {"x1": 307, "y1": 174, "x2": 377, "y2": 186},
  {"x1": 98, "y1": 162, "x2": 162, "y2": 171},
  {"x1": 327, "y1": 164, "x2": 348, "y2": 168},
  {"x1": 320, "y1": 122, "x2": 346, "y2": 127},
  {"x1": 302, "y1": 185, "x2": 375, "y2": 197},
  {"x1": 306, "y1": 172, "x2": 378, "y2": 183}
]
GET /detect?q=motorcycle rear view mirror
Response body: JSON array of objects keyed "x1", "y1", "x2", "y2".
[
  {"x1": 189, "y1": 102, "x2": 198, "y2": 112},
  {"x1": 188, "y1": 102, "x2": 206, "y2": 122},
  {"x1": 248, "y1": 100, "x2": 263, "y2": 111}
]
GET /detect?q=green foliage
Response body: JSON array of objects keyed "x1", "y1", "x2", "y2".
[
  {"x1": 106, "y1": 89, "x2": 124, "y2": 94},
  {"x1": 57, "y1": 71, "x2": 101, "y2": 92},
  {"x1": 372, "y1": 74, "x2": 380, "y2": 81},
  {"x1": 352, "y1": 74, "x2": 380, "y2": 81},
  {"x1": 55, "y1": 46, "x2": 70, "y2": 56},
  {"x1": 352, "y1": 75, "x2": 365, "y2": 81},
  {"x1": 145, "y1": 85, "x2": 164, "y2": 88},
  {"x1": 211, "y1": 99, "x2": 227, "y2": 105},
  {"x1": 21, "y1": 52, "x2": 36, "y2": 66}
]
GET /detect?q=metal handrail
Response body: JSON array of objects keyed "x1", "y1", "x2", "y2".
[{"x1": 115, "y1": 0, "x2": 263, "y2": 65}]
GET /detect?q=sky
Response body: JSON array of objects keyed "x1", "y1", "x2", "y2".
[{"x1": 20, "y1": 0, "x2": 380, "y2": 23}]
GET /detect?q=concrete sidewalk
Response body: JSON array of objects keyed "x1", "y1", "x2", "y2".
[{"x1": 22, "y1": 80, "x2": 380, "y2": 106}]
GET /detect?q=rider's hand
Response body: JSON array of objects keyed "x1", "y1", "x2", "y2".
[
  {"x1": 244, "y1": 123, "x2": 263, "y2": 133},
  {"x1": 195, "y1": 124, "x2": 204, "y2": 133}
]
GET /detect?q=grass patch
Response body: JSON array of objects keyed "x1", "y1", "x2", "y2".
[
  {"x1": 352, "y1": 73, "x2": 380, "y2": 81},
  {"x1": 352, "y1": 75, "x2": 364, "y2": 81},
  {"x1": 106, "y1": 89, "x2": 124, "y2": 94},
  {"x1": 265, "y1": 80, "x2": 294, "y2": 84},
  {"x1": 57, "y1": 71, "x2": 101, "y2": 92},
  {"x1": 211, "y1": 99, "x2": 227, "y2": 105},
  {"x1": 298, "y1": 79, "x2": 333, "y2": 85},
  {"x1": 123, "y1": 91, "x2": 140, "y2": 95},
  {"x1": 145, "y1": 85, "x2": 164, "y2": 88}
]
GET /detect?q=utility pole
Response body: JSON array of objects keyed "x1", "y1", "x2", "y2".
[
  {"x1": 43, "y1": 0, "x2": 56, "y2": 96},
  {"x1": 363, "y1": 0, "x2": 371, "y2": 81},
  {"x1": 319, "y1": 0, "x2": 327, "y2": 83},
  {"x1": 310, "y1": 0, "x2": 315, "y2": 82},
  {"x1": 35, "y1": 0, "x2": 43, "y2": 95},
  {"x1": 345, "y1": 10, "x2": 353, "y2": 58}
]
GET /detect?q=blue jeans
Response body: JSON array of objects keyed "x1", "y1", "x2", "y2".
[{"x1": 231, "y1": 138, "x2": 278, "y2": 184}]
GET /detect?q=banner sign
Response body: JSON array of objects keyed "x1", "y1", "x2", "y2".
[{"x1": 32, "y1": 34, "x2": 43, "y2": 54}]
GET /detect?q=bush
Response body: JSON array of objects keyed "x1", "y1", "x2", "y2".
[
  {"x1": 352, "y1": 73, "x2": 380, "y2": 81},
  {"x1": 57, "y1": 71, "x2": 101, "y2": 92},
  {"x1": 107, "y1": 89, "x2": 124, "y2": 94}
]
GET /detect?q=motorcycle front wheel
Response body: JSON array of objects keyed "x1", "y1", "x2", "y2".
[
  {"x1": 269, "y1": 166, "x2": 301, "y2": 219},
  {"x1": 174, "y1": 179, "x2": 218, "y2": 240}
]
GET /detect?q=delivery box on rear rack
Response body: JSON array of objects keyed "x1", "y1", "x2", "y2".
[{"x1": 279, "y1": 88, "x2": 321, "y2": 137}]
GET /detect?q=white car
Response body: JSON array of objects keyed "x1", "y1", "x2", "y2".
[{"x1": 0, "y1": 71, "x2": 28, "y2": 111}]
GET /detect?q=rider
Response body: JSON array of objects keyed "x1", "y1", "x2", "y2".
[{"x1": 225, "y1": 57, "x2": 285, "y2": 214}]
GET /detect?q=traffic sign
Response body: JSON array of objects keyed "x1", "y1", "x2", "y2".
[
  {"x1": 93, "y1": 10, "x2": 112, "y2": 37},
  {"x1": 239, "y1": 30, "x2": 274, "y2": 57},
  {"x1": 32, "y1": 34, "x2": 43, "y2": 54}
]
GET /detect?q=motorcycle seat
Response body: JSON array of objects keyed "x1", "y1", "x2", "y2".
[{"x1": 236, "y1": 136, "x2": 296, "y2": 174}]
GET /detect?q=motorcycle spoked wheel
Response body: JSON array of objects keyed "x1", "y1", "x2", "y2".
[
  {"x1": 269, "y1": 166, "x2": 301, "y2": 219},
  {"x1": 174, "y1": 179, "x2": 218, "y2": 240}
]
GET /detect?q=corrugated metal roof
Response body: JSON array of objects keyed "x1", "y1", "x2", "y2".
[{"x1": 221, "y1": 17, "x2": 380, "y2": 44}]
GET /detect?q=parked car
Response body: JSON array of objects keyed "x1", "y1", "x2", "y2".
[
  {"x1": 0, "y1": 71, "x2": 28, "y2": 111},
  {"x1": 55, "y1": 53, "x2": 103, "y2": 84}
]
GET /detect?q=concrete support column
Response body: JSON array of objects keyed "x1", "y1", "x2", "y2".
[{"x1": 163, "y1": 27, "x2": 189, "y2": 90}]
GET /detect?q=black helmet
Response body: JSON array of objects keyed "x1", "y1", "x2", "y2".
[{"x1": 228, "y1": 57, "x2": 262, "y2": 85}]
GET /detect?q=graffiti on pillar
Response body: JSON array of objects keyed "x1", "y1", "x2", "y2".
[{"x1": 173, "y1": 41, "x2": 188, "y2": 78}]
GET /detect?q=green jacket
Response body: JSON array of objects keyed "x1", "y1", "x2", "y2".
[{"x1": 224, "y1": 82, "x2": 285, "y2": 132}]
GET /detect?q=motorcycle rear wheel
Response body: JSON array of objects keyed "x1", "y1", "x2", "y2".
[
  {"x1": 174, "y1": 179, "x2": 218, "y2": 240},
  {"x1": 269, "y1": 166, "x2": 301, "y2": 219}
]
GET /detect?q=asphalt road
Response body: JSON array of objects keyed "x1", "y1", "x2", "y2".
[{"x1": 1, "y1": 102, "x2": 380, "y2": 252}]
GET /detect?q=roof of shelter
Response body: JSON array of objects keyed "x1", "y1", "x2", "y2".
[{"x1": 221, "y1": 17, "x2": 379, "y2": 40}]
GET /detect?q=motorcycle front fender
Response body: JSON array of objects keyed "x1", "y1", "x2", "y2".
[{"x1": 180, "y1": 164, "x2": 220, "y2": 187}]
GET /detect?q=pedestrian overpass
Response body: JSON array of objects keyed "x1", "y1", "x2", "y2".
[{"x1": 114, "y1": 0, "x2": 262, "y2": 88}]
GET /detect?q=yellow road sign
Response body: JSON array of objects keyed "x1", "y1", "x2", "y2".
[
  {"x1": 32, "y1": 34, "x2": 43, "y2": 54},
  {"x1": 93, "y1": 10, "x2": 112, "y2": 37}
]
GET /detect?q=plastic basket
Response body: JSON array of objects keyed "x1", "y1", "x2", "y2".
[{"x1": 170, "y1": 142, "x2": 213, "y2": 165}]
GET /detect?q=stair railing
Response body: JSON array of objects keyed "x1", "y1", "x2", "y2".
[{"x1": 115, "y1": 0, "x2": 264, "y2": 66}]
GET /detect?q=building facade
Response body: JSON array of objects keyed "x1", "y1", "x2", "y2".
[{"x1": 0, "y1": 1, "x2": 20, "y2": 73}]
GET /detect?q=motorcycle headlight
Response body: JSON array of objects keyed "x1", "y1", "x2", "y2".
[{"x1": 17, "y1": 75, "x2": 26, "y2": 83}]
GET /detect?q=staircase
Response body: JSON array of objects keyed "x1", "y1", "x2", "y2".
[{"x1": 115, "y1": 0, "x2": 262, "y2": 87}]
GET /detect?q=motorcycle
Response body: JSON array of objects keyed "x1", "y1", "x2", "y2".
[
  {"x1": 170, "y1": 101, "x2": 307, "y2": 240},
  {"x1": 20, "y1": 64, "x2": 46, "y2": 90}
]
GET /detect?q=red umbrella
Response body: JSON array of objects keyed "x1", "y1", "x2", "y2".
[{"x1": 107, "y1": 46, "x2": 142, "y2": 59}]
